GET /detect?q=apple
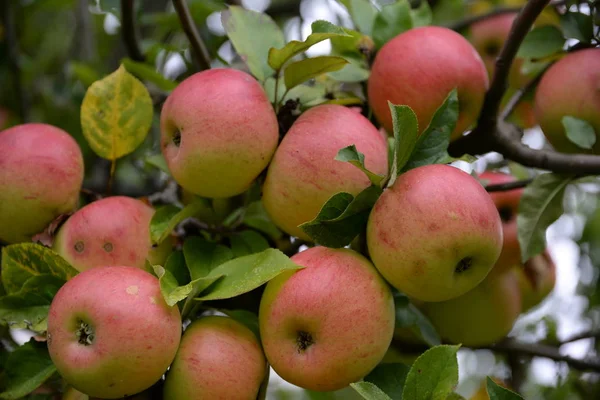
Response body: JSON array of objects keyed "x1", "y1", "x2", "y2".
[
  {"x1": 534, "y1": 48, "x2": 600, "y2": 154},
  {"x1": 160, "y1": 68, "x2": 279, "y2": 198},
  {"x1": 163, "y1": 316, "x2": 267, "y2": 399},
  {"x1": 47, "y1": 266, "x2": 182, "y2": 399},
  {"x1": 469, "y1": 378, "x2": 509, "y2": 400},
  {"x1": 367, "y1": 164, "x2": 503, "y2": 302},
  {"x1": 517, "y1": 249, "x2": 556, "y2": 312},
  {"x1": 418, "y1": 268, "x2": 522, "y2": 347},
  {"x1": 53, "y1": 196, "x2": 172, "y2": 272},
  {"x1": 368, "y1": 26, "x2": 488, "y2": 140},
  {"x1": 0, "y1": 123, "x2": 84, "y2": 244},
  {"x1": 259, "y1": 247, "x2": 395, "y2": 391},
  {"x1": 480, "y1": 171, "x2": 524, "y2": 271},
  {"x1": 262, "y1": 104, "x2": 388, "y2": 240}
]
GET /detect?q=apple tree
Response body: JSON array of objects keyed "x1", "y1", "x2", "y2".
[{"x1": 0, "y1": 0, "x2": 600, "y2": 399}]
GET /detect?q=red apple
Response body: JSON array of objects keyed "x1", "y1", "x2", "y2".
[
  {"x1": 160, "y1": 68, "x2": 279, "y2": 198},
  {"x1": 53, "y1": 196, "x2": 172, "y2": 272},
  {"x1": 47, "y1": 266, "x2": 182, "y2": 399},
  {"x1": 259, "y1": 247, "x2": 395, "y2": 391},
  {"x1": 367, "y1": 164, "x2": 503, "y2": 302},
  {"x1": 534, "y1": 48, "x2": 600, "y2": 154},
  {"x1": 262, "y1": 104, "x2": 388, "y2": 240},
  {"x1": 368, "y1": 26, "x2": 489, "y2": 140},
  {"x1": 0, "y1": 123, "x2": 84, "y2": 244},
  {"x1": 517, "y1": 249, "x2": 556, "y2": 312}
]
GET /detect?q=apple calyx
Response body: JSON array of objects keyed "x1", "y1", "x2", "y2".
[
  {"x1": 76, "y1": 320, "x2": 95, "y2": 346},
  {"x1": 455, "y1": 257, "x2": 473, "y2": 273},
  {"x1": 74, "y1": 241, "x2": 85, "y2": 253},
  {"x1": 171, "y1": 129, "x2": 181, "y2": 147},
  {"x1": 296, "y1": 331, "x2": 314, "y2": 353}
]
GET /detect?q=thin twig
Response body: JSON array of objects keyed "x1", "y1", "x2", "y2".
[
  {"x1": 559, "y1": 329, "x2": 600, "y2": 345},
  {"x1": 485, "y1": 178, "x2": 533, "y2": 192},
  {"x1": 499, "y1": 65, "x2": 549, "y2": 121},
  {"x1": 172, "y1": 0, "x2": 212, "y2": 71},
  {"x1": 121, "y1": 0, "x2": 145, "y2": 62},
  {"x1": 446, "y1": 7, "x2": 523, "y2": 31},
  {"x1": 1, "y1": 1, "x2": 29, "y2": 123}
]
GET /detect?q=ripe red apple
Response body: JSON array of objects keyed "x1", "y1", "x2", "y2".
[
  {"x1": 534, "y1": 48, "x2": 600, "y2": 154},
  {"x1": 517, "y1": 249, "x2": 556, "y2": 312},
  {"x1": 0, "y1": 123, "x2": 84, "y2": 244},
  {"x1": 368, "y1": 26, "x2": 489, "y2": 140},
  {"x1": 418, "y1": 268, "x2": 522, "y2": 347},
  {"x1": 262, "y1": 104, "x2": 388, "y2": 240},
  {"x1": 367, "y1": 164, "x2": 503, "y2": 302},
  {"x1": 480, "y1": 171, "x2": 524, "y2": 271},
  {"x1": 259, "y1": 247, "x2": 395, "y2": 391},
  {"x1": 160, "y1": 68, "x2": 279, "y2": 198},
  {"x1": 47, "y1": 266, "x2": 182, "y2": 399},
  {"x1": 163, "y1": 316, "x2": 267, "y2": 399},
  {"x1": 53, "y1": 196, "x2": 172, "y2": 272}
]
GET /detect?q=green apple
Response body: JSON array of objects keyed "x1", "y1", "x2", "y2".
[
  {"x1": 259, "y1": 247, "x2": 395, "y2": 391},
  {"x1": 47, "y1": 266, "x2": 182, "y2": 399},
  {"x1": 368, "y1": 26, "x2": 488, "y2": 140},
  {"x1": 160, "y1": 68, "x2": 279, "y2": 198},
  {"x1": 262, "y1": 104, "x2": 388, "y2": 240},
  {"x1": 418, "y1": 268, "x2": 522, "y2": 347},
  {"x1": 163, "y1": 316, "x2": 267, "y2": 399},
  {"x1": 534, "y1": 48, "x2": 600, "y2": 154},
  {"x1": 53, "y1": 196, "x2": 172, "y2": 272},
  {"x1": 367, "y1": 164, "x2": 503, "y2": 302},
  {"x1": 0, "y1": 123, "x2": 84, "y2": 244}
]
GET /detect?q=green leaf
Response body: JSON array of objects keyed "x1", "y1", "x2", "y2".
[
  {"x1": 446, "y1": 394, "x2": 466, "y2": 400},
  {"x1": 373, "y1": 1, "x2": 413, "y2": 48},
  {"x1": 517, "y1": 173, "x2": 575, "y2": 262},
  {"x1": 197, "y1": 249, "x2": 303, "y2": 301},
  {"x1": 230, "y1": 231, "x2": 270, "y2": 258},
  {"x1": 403, "y1": 89, "x2": 459, "y2": 171},
  {"x1": 387, "y1": 103, "x2": 419, "y2": 187},
  {"x1": 339, "y1": 0, "x2": 378, "y2": 36},
  {"x1": 402, "y1": 345, "x2": 460, "y2": 400},
  {"x1": 268, "y1": 20, "x2": 350, "y2": 71},
  {"x1": 335, "y1": 145, "x2": 386, "y2": 186},
  {"x1": 284, "y1": 56, "x2": 349, "y2": 91},
  {"x1": 80, "y1": 64, "x2": 153, "y2": 160},
  {"x1": 150, "y1": 200, "x2": 210, "y2": 245},
  {"x1": 69, "y1": 61, "x2": 101, "y2": 88},
  {"x1": 364, "y1": 363, "x2": 411, "y2": 400},
  {"x1": 328, "y1": 58, "x2": 371, "y2": 82},
  {"x1": 144, "y1": 153, "x2": 170, "y2": 174},
  {"x1": 0, "y1": 340, "x2": 56, "y2": 399},
  {"x1": 0, "y1": 275, "x2": 64, "y2": 332},
  {"x1": 243, "y1": 201, "x2": 283, "y2": 240},
  {"x1": 394, "y1": 291, "x2": 441, "y2": 347},
  {"x1": 562, "y1": 116, "x2": 597, "y2": 150},
  {"x1": 516, "y1": 26, "x2": 565, "y2": 59},
  {"x1": 410, "y1": 1, "x2": 433, "y2": 27},
  {"x1": 121, "y1": 58, "x2": 177, "y2": 91},
  {"x1": 221, "y1": 6, "x2": 285, "y2": 82},
  {"x1": 222, "y1": 309, "x2": 261, "y2": 340},
  {"x1": 164, "y1": 251, "x2": 190, "y2": 286},
  {"x1": 1, "y1": 244, "x2": 78, "y2": 294},
  {"x1": 152, "y1": 264, "x2": 221, "y2": 307},
  {"x1": 299, "y1": 185, "x2": 383, "y2": 248},
  {"x1": 486, "y1": 377, "x2": 524, "y2": 400},
  {"x1": 351, "y1": 382, "x2": 393, "y2": 400},
  {"x1": 183, "y1": 237, "x2": 233, "y2": 281},
  {"x1": 560, "y1": 12, "x2": 594, "y2": 43}
]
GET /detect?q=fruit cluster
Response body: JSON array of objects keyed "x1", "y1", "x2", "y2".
[{"x1": 1, "y1": 19, "x2": 592, "y2": 399}]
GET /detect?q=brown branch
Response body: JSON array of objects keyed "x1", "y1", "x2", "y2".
[
  {"x1": 172, "y1": 0, "x2": 211, "y2": 71},
  {"x1": 485, "y1": 178, "x2": 533, "y2": 192},
  {"x1": 499, "y1": 65, "x2": 549, "y2": 121},
  {"x1": 446, "y1": 7, "x2": 523, "y2": 31},
  {"x1": 558, "y1": 329, "x2": 600, "y2": 345},
  {"x1": 121, "y1": 0, "x2": 145, "y2": 62}
]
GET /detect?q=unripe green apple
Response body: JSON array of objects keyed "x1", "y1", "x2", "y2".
[
  {"x1": 53, "y1": 196, "x2": 172, "y2": 272},
  {"x1": 480, "y1": 171, "x2": 524, "y2": 272},
  {"x1": 259, "y1": 247, "x2": 395, "y2": 391},
  {"x1": 180, "y1": 188, "x2": 238, "y2": 225},
  {"x1": 368, "y1": 26, "x2": 488, "y2": 140},
  {"x1": 262, "y1": 104, "x2": 388, "y2": 240},
  {"x1": 418, "y1": 268, "x2": 522, "y2": 347},
  {"x1": 534, "y1": 48, "x2": 600, "y2": 154},
  {"x1": 367, "y1": 164, "x2": 503, "y2": 302},
  {"x1": 160, "y1": 68, "x2": 279, "y2": 198},
  {"x1": 163, "y1": 316, "x2": 267, "y2": 399},
  {"x1": 0, "y1": 123, "x2": 83, "y2": 244},
  {"x1": 47, "y1": 266, "x2": 182, "y2": 399},
  {"x1": 516, "y1": 249, "x2": 556, "y2": 312}
]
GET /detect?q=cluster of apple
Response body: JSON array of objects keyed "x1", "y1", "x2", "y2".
[{"x1": 0, "y1": 17, "x2": 595, "y2": 399}]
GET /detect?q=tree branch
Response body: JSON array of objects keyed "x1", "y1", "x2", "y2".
[
  {"x1": 485, "y1": 178, "x2": 533, "y2": 192},
  {"x1": 559, "y1": 329, "x2": 600, "y2": 345},
  {"x1": 121, "y1": 0, "x2": 145, "y2": 62},
  {"x1": 446, "y1": 7, "x2": 523, "y2": 31},
  {"x1": 172, "y1": 0, "x2": 211, "y2": 71}
]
